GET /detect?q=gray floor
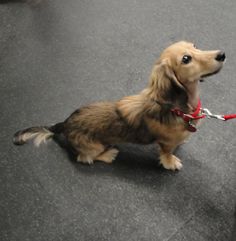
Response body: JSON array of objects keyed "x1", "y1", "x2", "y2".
[{"x1": 0, "y1": 0, "x2": 236, "y2": 240}]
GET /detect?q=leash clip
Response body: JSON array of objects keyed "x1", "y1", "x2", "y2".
[{"x1": 201, "y1": 108, "x2": 225, "y2": 121}]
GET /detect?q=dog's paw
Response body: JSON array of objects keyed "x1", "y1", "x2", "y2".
[
  {"x1": 96, "y1": 148, "x2": 119, "y2": 163},
  {"x1": 160, "y1": 154, "x2": 183, "y2": 171},
  {"x1": 77, "y1": 155, "x2": 94, "y2": 164}
]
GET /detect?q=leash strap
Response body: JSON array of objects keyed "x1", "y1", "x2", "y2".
[
  {"x1": 155, "y1": 99, "x2": 236, "y2": 132},
  {"x1": 171, "y1": 100, "x2": 236, "y2": 132},
  {"x1": 201, "y1": 108, "x2": 236, "y2": 121},
  {"x1": 223, "y1": 114, "x2": 236, "y2": 121}
]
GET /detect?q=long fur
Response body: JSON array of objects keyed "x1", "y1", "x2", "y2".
[
  {"x1": 13, "y1": 127, "x2": 53, "y2": 147},
  {"x1": 13, "y1": 122, "x2": 64, "y2": 146}
]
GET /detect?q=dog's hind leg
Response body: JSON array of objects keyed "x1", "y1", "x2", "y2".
[
  {"x1": 76, "y1": 142, "x2": 105, "y2": 165},
  {"x1": 96, "y1": 148, "x2": 119, "y2": 164}
]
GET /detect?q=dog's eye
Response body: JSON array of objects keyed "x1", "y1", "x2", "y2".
[{"x1": 182, "y1": 55, "x2": 192, "y2": 64}]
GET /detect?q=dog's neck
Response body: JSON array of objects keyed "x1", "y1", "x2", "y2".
[
  {"x1": 185, "y1": 80, "x2": 200, "y2": 112},
  {"x1": 143, "y1": 79, "x2": 200, "y2": 114}
]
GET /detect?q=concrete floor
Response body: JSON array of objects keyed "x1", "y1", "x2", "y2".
[{"x1": 0, "y1": 0, "x2": 236, "y2": 240}]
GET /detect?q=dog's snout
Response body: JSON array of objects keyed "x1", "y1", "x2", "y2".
[{"x1": 215, "y1": 51, "x2": 226, "y2": 62}]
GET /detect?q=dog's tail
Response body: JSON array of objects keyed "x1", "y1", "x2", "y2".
[{"x1": 13, "y1": 122, "x2": 64, "y2": 147}]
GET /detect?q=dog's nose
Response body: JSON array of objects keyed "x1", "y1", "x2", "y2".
[{"x1": 215, "y1": 51, "x2": 226, "y2": 62}]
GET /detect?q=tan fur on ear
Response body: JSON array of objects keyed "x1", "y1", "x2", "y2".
[
  {"x1": 163, "y1": 61, "x2": 186, "y2": 91},
  {"x1": 147, "y1": 59, "x2": 187, "y2": 105},
  {"x1": 147, "y1": 60, "x2": 168, "y2": 101}
]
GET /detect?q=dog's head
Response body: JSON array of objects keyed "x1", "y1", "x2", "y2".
[
  {"x1": 148, "y1": 41, "x2": 225, "y2": 109},
  {"x1": 159, "y1": 41, "x2": 225, "y2": 83}
]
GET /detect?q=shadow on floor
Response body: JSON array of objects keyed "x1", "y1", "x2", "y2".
[
  {"x1": 53, "y1": 133, "x2": 165, "y2": 173},
  {"x1": 231, "y1": 205, "x2": 236, "y2": 241}
]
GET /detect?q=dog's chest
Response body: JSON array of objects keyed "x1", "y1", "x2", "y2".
[{"x1": 145, "y1": 118, "x2": 191, "y2": 144}]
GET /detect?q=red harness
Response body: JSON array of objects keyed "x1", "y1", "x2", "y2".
[
  {"x1": 171, "y1": 100, "x2": 205, "y2": 132},
  {"x1": 171, "y1": 100, "x2": 236, "y2": 132}
]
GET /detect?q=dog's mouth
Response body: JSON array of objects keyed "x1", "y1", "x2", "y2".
[{"x1": 199, "y1": 66, "x2": 222, "y2": 82}]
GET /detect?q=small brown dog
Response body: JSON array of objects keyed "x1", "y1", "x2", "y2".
[{"x1": 13, "y1": 41, "x2": 225, "y2": 170}]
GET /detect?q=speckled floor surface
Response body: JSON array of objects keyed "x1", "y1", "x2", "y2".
[{"x1": 0, "y1": 0, "x2": 235, "y2": 240}]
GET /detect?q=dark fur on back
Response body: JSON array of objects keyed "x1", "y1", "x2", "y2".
[{"x1": 63, "y1": 102, "x2": 156, "y2": 146}]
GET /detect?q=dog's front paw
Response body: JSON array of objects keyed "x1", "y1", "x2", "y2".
[{"x1": 160, "y1": 154, "x2": 183, "y2": 171}]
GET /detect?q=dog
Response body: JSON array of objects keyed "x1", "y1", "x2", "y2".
[{"x1": 13, "y1": 41, "x2": 225, "y2": 170}]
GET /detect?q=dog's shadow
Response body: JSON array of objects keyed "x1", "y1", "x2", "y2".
[
  {"x1": 53, "y1": 134, "x2": 178, "y2": 180},
  {"x1": 53, "y1": 135, "x2": 235, "y2": 240}
]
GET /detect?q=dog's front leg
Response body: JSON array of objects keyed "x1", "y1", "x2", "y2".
[{"x1": 158, "y1": 143, "x2": 183, "y2": 171}]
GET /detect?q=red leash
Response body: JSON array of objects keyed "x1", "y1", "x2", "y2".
[
  {"x1": 201, "y1": 108, "x2": 236, "y2": 121},
  {"x1": 171, "y1": 100, "x2": 236, "y2": 132},
  {"x1": 222, "y1": 114, "x2": 236, "y2": 121}
]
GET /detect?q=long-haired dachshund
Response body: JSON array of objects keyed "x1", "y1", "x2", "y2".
[{"x1": 13, "y1": 41, "x2": 225, "y2": 170}]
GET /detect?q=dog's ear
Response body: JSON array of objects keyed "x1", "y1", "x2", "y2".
[{"x1": 148, "y1": 59, "x2": 188, "y2": 110}]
